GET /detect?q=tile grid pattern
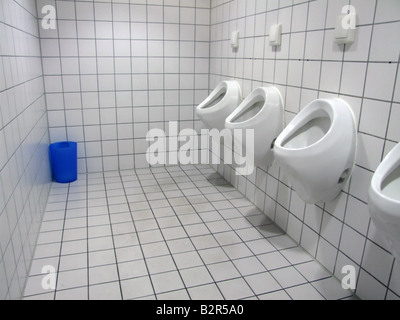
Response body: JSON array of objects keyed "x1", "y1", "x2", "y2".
[
  {"x1": 0, "y1": 0, "x2": 51, "y2": 300},
  {"x1": 38, "y1": 0, "x2": 211, "y2": 173},
  {"x1": 24, "y1": 165, "x2": 354, "y2": 300},
  {"x1": 208, "y1": 0, "x2": 400, "y2": 300}
]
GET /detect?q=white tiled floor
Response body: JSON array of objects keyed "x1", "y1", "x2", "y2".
[{"x1": 23, "y1": 165, "x2": 355, "y2": 300}]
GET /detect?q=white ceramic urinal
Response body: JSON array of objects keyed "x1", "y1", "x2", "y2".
[
  {"x1": 196, "y1": 81, "x2": 242, "y2": 131},
  {"x1": 225, "y1": 87, "x2": 284, "y2": 168},
  {"x1": 368, "y1": 142, "x2": 400, "y2": 260},
  {"x1": 274, "y1": 99, "x2": 357, "y2": 204}
]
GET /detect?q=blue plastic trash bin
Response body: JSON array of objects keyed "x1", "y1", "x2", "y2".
[{"x1": 49, "y1": 142, "x2": 78, "y2": 183}]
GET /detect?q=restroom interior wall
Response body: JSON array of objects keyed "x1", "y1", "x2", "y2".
[
  {"x1": 209, "y1": 0, "x2": 400, "y2": 300},
  {"x1": 1, "y1": 0, "x2": 399, "y2": 301},
  {"x1": 39, "y1": 0, "x2": 211, "y2": 173},
  {"x1": 0, "y1": 0, "x2": 51, "y2": 299}
]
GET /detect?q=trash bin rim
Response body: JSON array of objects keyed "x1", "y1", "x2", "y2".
[{"x1": 50, "y1": 141, "x2": 77, "y2": 149}]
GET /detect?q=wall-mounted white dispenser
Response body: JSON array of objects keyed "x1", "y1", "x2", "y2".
[
  {"x1": 269, "y1": 24, "x2": 282, "y2": 47},
  {"x1": 231, "y1": 31, "x2": 240, "y2": 50},
  {"x1": 334, "y1": 12, "x2": 356, "y2": 45}
]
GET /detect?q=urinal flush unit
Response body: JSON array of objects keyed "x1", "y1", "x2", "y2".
[
  {"x1": 368, "y1": 142, "x2": 400, "y2": 261},
  {"x1": 196, "y1": 81, "x2": 242, "y2": 131},
  {"x1": 274, "y1": 99, "x2": 357, "y2": 204},
  {"x1": 225, "y1": 86, "x2": 284, "y2": 169}
]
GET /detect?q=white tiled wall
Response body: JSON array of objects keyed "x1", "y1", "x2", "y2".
[
  {"x1": 209, "y1": 0, "x2": 400, "y2": 300},
  {"x1": 2, "y1": 0, "x2": 399, "y2": 300},
  {"x1": 38, "y1": 0, "x2": 210, "y2": 173},
  {"x1": 0, "y1": 0, "x2": 51, "y2": 299}
]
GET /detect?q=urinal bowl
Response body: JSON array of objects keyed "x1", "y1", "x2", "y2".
[
  {"x1": 274, "y1": 99, "x2": 357, "y2": 204},
  {"x1": 196, "y1": 80, "x2": 242, "y2": 131},
  {"x1": 368, "y1": 142, "x2": 400, "y2": 260},
  {"x1": 225, "y1": 87, "x2": 284, "y2": 169}
]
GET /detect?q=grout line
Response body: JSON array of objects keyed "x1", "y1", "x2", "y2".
[
  {"x1": 53, "y1": 183, "x2": 71, "y2": 300},
  {"x1": 118, "y1": 170, "x2": 157, "y2": 299},
  {"x1": 100, "y1": 172, "x2": 124, "y2": 299},
  {"x1": 92, "y1": 0, "x2": 105, "y2": 174}
]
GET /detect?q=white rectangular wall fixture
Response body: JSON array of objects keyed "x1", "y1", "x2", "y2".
[
  {"x1": 334, "y1": 13, "x2": 357, "y2": 45},
  {"x1": 231, "y1": 30, "x2": 240, "y2": 50},
  {"x1": 269, "y1": 24, "x2": 282, "y2": 47}
]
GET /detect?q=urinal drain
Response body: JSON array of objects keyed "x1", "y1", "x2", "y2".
[
  {"x1": 338, "y1": 169, "x2": 350, "y2": 184},
  {"x1": 270, "y1": 138, "x2": 277, "y2": 150}
]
